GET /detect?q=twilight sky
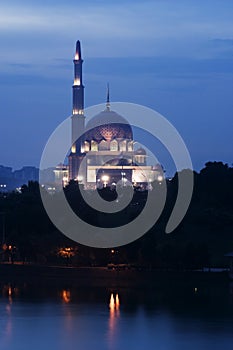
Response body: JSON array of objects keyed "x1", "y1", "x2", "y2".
[{"x1": 0, "y1": 0, "x2": 232, "y2": 174}]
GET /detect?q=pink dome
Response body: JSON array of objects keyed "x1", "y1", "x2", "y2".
[{"x1": 85, "y1": 109, "x2": 133, "y2": 142}]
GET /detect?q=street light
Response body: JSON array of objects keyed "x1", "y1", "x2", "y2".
[
  {"x1": 157, "y1": 175, "x2": 163, "y2": 182},
  {"x1": 101, "y1": 175, "x2": 109, "y2": 187}
]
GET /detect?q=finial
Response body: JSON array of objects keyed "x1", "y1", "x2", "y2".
[
  {"x1": 75, "y1": 40, "x2": 81, "y2": 60},
  {"x1": 106, "y1": 83, "x2": 110, "y2": 111}
]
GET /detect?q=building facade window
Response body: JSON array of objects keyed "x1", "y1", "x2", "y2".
[
  {"x1": 99, "y1": 140, "x2": 108, "y2": 150},
  {"x1": 110, "y1": 140, "x2": 118, "y2": 151},
  {"x1": 119, "y1": 140, "x2": 127, "y2": 152},
  {"x1": 84, "y1": 141, "x2": 90, "y2": 152},
  {"x1": 91, "y1": 140, "x2": 98, "y2": 151},
  {"x1": 128, "y1": 141, "x2": 133, "y2": 151}
]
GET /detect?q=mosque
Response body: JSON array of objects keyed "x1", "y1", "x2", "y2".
[{"x1": 58, "y1": 41, "x2": 163, "y2": 189}]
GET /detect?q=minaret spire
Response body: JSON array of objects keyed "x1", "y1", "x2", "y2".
[
  {"x1": 106, "y1": 83, "x2": 110, "y2": 111},
  {"x1": 75, "y1": 40, "x2": 82, "y2": 60},
  {"x1": 69, "y1": 40, "x2": 86, "y2": 182},
  {"x1": 72, "y1": 40, "x2": 84, "y2": 115}
]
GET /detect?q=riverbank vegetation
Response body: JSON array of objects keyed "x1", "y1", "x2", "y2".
[{"x1": 0, "y1": 161, "x2": 232, "y2": 269}]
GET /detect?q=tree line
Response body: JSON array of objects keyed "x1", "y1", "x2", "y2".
[{"x1": 0, "y1": 161, "x2": 232, "y2": 269}]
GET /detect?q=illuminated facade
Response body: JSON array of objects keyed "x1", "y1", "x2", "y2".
[
  {"x1": 54, "y1": 163, "x2": 69, "y2": 187},
  {"x1": 68, "y1": 41, "x2": 163, "y2": 189}
]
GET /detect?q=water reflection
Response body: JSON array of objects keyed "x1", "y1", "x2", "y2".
[
  {"x1": 0, "y1": 281, "x2": 233, "y2": 350},
  {"x1": 108, "y1": 293, "x2": 120, "y2": 347},
  {"x1": 109, "y1": 293, "x2": 120, "y2": 313},
  {"x1": 116, "y1": 294, "x2": 120, "y2": 310},
  {"x1": 61, "y1": 289, "x2": 71, "y2": 303},
  {"x1": 1, "y1": 285, "x2": 13, "y2": 348},
  {"x1": 2, "y1": 284, "x2": 20, "y2": 302}
]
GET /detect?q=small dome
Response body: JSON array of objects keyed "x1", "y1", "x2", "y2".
[
  {"x1": 85, "y1": 109, "x2": 133, "y2": 142},
  {"x1": 135, "y1": 147, "x2": 146, "y2": 155}
]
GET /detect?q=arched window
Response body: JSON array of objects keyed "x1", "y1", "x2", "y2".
[
  {"x1": 91, "y1": 140, "x2": 98, "y2": 151},
  {"x1": 110, "y1": 139, "x2": 118, "y2": 151},
  {"x1": 99, "y1": 140, "x2": 108, "y2": 150},
  {"x1": 119, "y1": 140, "x2": 127, "y2": 152},
  {"x1": 128, "y1": 141, "x2": 133, "y2": 151},
  {"x1": 135, "y1": 155, "x2": 146, "y2": 164},
  {"x1": 84, "y1": 141, "x2": 90, "y2": 152}
]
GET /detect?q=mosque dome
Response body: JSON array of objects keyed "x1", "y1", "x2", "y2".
[
  {"x1": 85, "y1": 109, "x2": 133, "y2": 142},
  {"x1": 135, "y1": 147, "x2": 146, "y2": 155}
]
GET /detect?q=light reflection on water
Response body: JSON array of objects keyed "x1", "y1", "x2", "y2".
[
  {"x1": 108, "y1": 293, "x2": 120, "y2": 348},
  {"x1": 61, "y1": 289, "x2": 71, "y2": 304},
  {"x1": 0, "y1": 282, "x2": 233, "y2": 350},
  {"x1": 1, "y1": 285, "x2": 13, "y2": 349}
]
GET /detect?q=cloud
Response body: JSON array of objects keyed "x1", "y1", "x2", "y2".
[{"x1": 0, "y1": 0, "x2": 233, "y2": 66}]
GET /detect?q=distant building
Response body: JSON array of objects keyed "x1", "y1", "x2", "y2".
[
  {"x1": 54, "y1": 163, "x2": 69, "y2": 188},
  {"x1": 68, "y1": 41, "x2": 163, "y2": 189},
  {"x1": 0, "y1": 165, "x2": 39, "y2": 191}
]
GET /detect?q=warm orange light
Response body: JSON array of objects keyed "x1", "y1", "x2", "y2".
[
  {"x1": 75, "y1": 53, "x2": 79, "y2": 60},
  {"x1": 73, "y1": 109, "x2": 83, "y2": 116},
  {"x1": 62, "y1": 290, "x2": 71, "y2": 303},
  {"x1": 57, "y1": 247, "x2": 76, "y2": 259},
  {"x1": 109, "y1": 293, "x2": 120, "y2": 311},
  {"x1": 109, "y1": 293, "x2": 115, "y2": 310},
  {"x1": 73, "y1": 78, "x2": 80, "y2": 86},
  {"x1": 8, "y1": 286, "x2": 13, "y2": 304},
  {"x1": 115, "y1": 294, "x2": 120, "y2": 310}
]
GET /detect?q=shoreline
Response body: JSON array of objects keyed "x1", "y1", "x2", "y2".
[{"x1": 0, "y1": 263, "x2": 230, "y2": 288}]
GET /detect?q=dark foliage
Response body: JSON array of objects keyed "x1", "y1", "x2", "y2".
[{"x1": 0, "y1": 162, "x2": 232, "y2": 269}]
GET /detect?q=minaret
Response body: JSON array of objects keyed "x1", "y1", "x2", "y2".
[
  {"x1": 72, "y1": 40, "x2": 84, "y2": 115},
  {"x1": 71, "y1": 40, "x2": 85, "y2": 154},
  {"x1": 69, "y1": 41, "x2": 86, "y2": 181}
]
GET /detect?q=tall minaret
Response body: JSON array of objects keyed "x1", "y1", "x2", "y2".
[
  {"x1": 72, "y1": 40, "x2": 84, "y2": 115},
  {"x1": 69, "y1": 41, "x2": 86, "y2": 181},
  {"x1": 71, "y1": 40, "x2": 85, "y2": 154}
]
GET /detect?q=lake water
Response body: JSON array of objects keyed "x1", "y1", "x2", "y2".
[{"x1": 0, "y1": 277, "x2": 233, "y2": 350}]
